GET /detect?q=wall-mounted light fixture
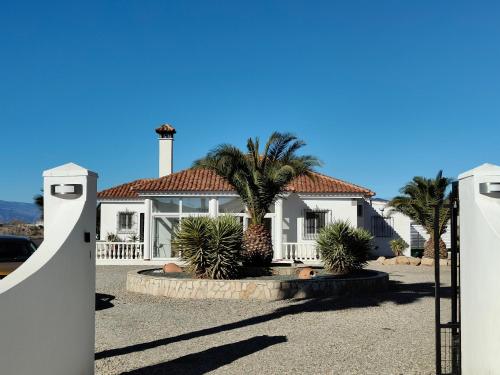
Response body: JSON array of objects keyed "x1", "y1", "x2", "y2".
[{"x1": 51, "y1": 184, "x2": 83, "y2": 199}]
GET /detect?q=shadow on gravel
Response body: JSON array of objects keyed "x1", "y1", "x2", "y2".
[
  {"x1": 120, "y1": 335, "x2": 287, "y2": 375},
  {"x1": 96, "y1": 293, "x2": 115, "y2": 311},
  {"x1": 95, "y1": 280, "x2": 448, "y2": 360}
]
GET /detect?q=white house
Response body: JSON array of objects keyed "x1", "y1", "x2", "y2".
[{"x1": 97, "y1": 125, "x2": 411, "y2": 264}]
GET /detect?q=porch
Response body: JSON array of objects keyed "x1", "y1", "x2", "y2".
[{"x1": 95, "y1": 241, "x2": 320, "y2": 265}]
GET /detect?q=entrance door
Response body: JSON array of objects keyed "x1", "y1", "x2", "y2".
[{"x1": 153, "y1": 217, "x2": 180, "y2": 259}]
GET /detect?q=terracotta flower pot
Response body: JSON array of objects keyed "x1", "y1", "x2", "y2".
[
  {"x1": 163, "y1": 263, "x2": 182, "y2": 273},
  {"x1": 297, "y1": 267, "x2": 315, "y2": 280}
]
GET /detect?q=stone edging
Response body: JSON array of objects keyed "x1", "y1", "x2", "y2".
[
  {"x1": 376, "y1": 256, "x2": 452, "y2": 267},
  {"x1": 126, "y1": 269, "x2": 389, "y2": 301}
]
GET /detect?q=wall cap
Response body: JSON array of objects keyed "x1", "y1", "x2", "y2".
[
  {"x1": 43, "y1": 162, "x2": 98, "y2": 178},
  {"x1": 458, "y1": 163, "x2": 500, "y2": 180}
]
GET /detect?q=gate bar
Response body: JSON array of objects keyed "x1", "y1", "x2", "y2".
[
  {"x1": 450, "y1": 181, "x2": 460, "y2": 374},
  {"x1": 434, "y1": 204, "x2": 442, "y2": 374}
]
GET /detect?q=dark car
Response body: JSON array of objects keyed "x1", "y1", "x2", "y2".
[{"x1": 0, "y1": 235, "x2": 37, "y2": 279}]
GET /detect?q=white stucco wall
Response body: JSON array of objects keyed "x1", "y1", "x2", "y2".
[
  {"x1": 0, "y1": 163, "x2": 97, "y2": 375},
  {"x1": 100, "y1": 193, "x2": 411, "y2": 259},
  {"x1": 459, "y1": 163, "x2": 500, "y2": 374},
  {"x1": 367, "y1": 200, "x2": 412, "y2": 257},
  {"x1": 281, "y1": 193, "x2": 359, "y2": 243},
  {"x1": 100, "y1": 201, "x2": 145, "y2": 240}
]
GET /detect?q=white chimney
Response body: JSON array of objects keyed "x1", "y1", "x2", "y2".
[{"x1": 155, "y1": 124, "x2": 176, "y2": 177}]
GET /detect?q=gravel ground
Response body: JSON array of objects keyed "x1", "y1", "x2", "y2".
[{"x1": 96, "y1": 262, "x2": 450, "y2": 375}]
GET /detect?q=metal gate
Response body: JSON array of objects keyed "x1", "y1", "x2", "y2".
[{"x1": 435, "y1": 181, "x2": 461, "y2": 374}]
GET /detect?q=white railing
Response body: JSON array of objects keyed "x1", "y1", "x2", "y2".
[
  {"x1": 96, "y1": 242, "x2": 144, "y2": 262},
  {"x1": 281, "y1": 242, "x2": 320, "y2": 262}
]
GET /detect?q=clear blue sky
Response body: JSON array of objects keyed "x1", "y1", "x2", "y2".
[{"x1": 1, "y1": 1, "x2": 499, "y2": 202}]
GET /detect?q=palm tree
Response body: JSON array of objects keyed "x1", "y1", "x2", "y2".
[
  {"x1": 388, "y1": 170, "x2": 452, "y2": 259},
  {"x1": 193, "y1": 132, "x2": 321, "y2": 266},
  {"x1": 33, "y1": 190, "x2": 43, "y2": 220}
]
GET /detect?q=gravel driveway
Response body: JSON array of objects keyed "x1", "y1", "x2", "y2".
[{"x1": 95, "y1": 262, "x2": 450, "y2": 375}]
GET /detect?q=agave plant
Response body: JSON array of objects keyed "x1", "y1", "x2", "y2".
[
  {"x1": 193, "y1": 132, "x2": 321, "y2": 266},
  {"x1": 173, "y1": 216, "x2": 243, "y2": 279},
  {"x1": 316, "y1": 220, "x2": 373, "y2": 275},
  {"x1": 388, "y1": 170, "x2": 452, "y2": 259},
  {"x1": 390, "y1": 238, "x2": 409, "y2": 257}
]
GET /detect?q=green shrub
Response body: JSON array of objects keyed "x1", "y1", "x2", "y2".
[
  {"x1": 316, "y1": 220, "x2": 373, "y2": 274},
  {"x1": 106, "y1": 232, "x2": 122, "y2": 242},
  {"x1": 390, "y1": 238, "x2": 409, "y2": 256},
  {"x1": 173, "y1": 216, "x2": 243, "y2": 279}
]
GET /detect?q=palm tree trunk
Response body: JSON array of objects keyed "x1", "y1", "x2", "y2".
[
  {"x1": 242, "y1": 223, "x2": 273, "y2": 266},
  {"x1": 423, "y1": 233, "x2": 448, "y2": 259}
]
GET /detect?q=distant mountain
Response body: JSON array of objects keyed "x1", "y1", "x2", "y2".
[{"x1": 0, "y1": 200, "x2": 41, "y2": 224}]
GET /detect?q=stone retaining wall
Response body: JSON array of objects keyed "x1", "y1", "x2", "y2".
[{"x1": 126, "y1": 270, "x2": 389, "y2": 301}]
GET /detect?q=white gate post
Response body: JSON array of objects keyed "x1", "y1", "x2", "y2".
[
  {"x1": 459, "y1": 163, "x2": 500, "y2": 374},
  {"x1": 0, "y1": 163, "x2": 97, "y2": 375}
]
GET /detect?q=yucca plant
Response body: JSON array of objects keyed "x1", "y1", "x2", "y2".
[
  {"x1": 390, "y1": 238, "x2": 409, "y2": 256},
  {"x1": 317, "y1": 220, "x2": 373, "y2": 275},
  {"x1": 173, "y1": 216, "x2": 243, "y2": 279},
  {"x1": 388, "y1": 170, "x2": 452, "y2": 259},
  {"x1": 193, "y1": 132, "x2": 321, "y2": 266}
]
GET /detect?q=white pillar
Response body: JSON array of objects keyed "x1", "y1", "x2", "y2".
[
  {"x1": 0, "y1": 163, "x2": 97, "y2": 375},
  {"x1": 209, "y1": 198, "x2": 218, "y2": 217},
  {"x1": 459, "y1": 163, "x2": 500, "y2": 374},
  {"x1": 143, "y1": 198, "x2": 152, "y2": 260},
  {"x1": 274, "y1": 198, "x2": 283, "y2": 260}
]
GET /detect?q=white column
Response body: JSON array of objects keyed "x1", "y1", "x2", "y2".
[
  {"x1": 143, "y1": 198, "x2": 152, "y2": 260},
  {"x1": 459, "y1": 163, "x2": 500, "y2": 374},
  {"x1": 209, "y1": 198, "x2": 218, "y2": 217},
  {"x1": 274, "y1": 198, "x2": 283, "y2": 260}
]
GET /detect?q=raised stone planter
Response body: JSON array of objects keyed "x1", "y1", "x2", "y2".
[{"x1": 126, "y1": 269, "x2": 389, "y2": 301}]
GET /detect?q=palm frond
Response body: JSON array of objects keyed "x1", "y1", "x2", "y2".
[
  {"x1": 193, "y1": 131, "x2": 319, "y2": 225},
  {"x1": 388, "y1": 170, "x2": 453, "y2": 240}
]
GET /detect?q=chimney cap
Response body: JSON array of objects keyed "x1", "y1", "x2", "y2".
[{"x1": 155, "y1": 124, "x2": 176, "y2": 138}]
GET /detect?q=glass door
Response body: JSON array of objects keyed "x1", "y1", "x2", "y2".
[{"x1": 153, "y1": 217, "x2": 180, "y2": 259}]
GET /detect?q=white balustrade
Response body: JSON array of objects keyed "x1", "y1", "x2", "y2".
[
  {"x1": 96, "y1": 242, "x2": 144, "y2": 263},
  {"x1": 281, "y1": 242, "x2": 320, "y2": 262}
]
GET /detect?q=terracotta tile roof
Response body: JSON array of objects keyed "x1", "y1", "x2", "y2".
[
  {"x1": 97, "y1": 179, "x2": 154, "y2": 199},
  {"x1": 287, "y1": 172, "x2": 374, "y2": 196},
  {"x1": 98, "y1": 169, "x2": 374, "y2": 199},
  {"x1": 136, "y1": 169, "x2": 234, "y2": 192}
]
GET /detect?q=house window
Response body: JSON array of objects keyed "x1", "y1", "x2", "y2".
[
  {"x1": 303, "y1": 210, "x2": 329, "y2": 240},
  {"x1": 118, "y1": 212, "x2": 136, "y2": 233},
  {"x1": 152, "y1": 197, "x2": 210, "y2": 214},
  {"x1": 218, "y1": 196, "x2": 245, "y2": 214},
  {"x1": 371, "y1": 216, "x2": 394, "y2": 237},
  {"x1": 182, "y1": 198, "x2": 209, "y2": 213},
  {"x1": 357, "y1": 204, "x2": 363, "y2": 217},
  {"x1": 153, "y1": 198, "x2": 180, "y2": 213}
]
